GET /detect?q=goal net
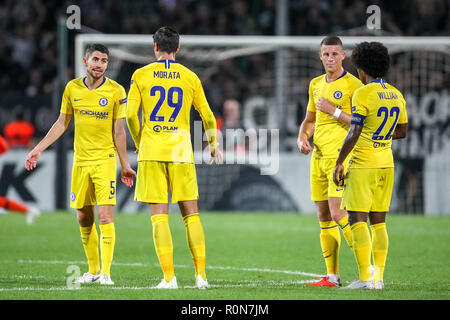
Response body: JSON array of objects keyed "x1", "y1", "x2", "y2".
[{"x1": 75, "y1": 35, "x2": 450, "y2": 214}]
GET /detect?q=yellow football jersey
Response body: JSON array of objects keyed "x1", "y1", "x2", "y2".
[
  {"x1": 307, "y1": 70, "x2": 363, "y2": 159},
  {"x1": 127, "y1": 59, "x2": 217, "y2": 163},
  {"x1": 350, "y1": 79, "x2": 408, "y2": 168},
  {"x1": 60, "y1": 76, "x2": 127, "y2": 165}
]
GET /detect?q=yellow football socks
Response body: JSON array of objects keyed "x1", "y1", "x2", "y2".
[
  {"x1": 99, "y1": 222, "x2": 115, "y2": 276},
  {"x1": 183, "y1": 213, "x2": 207, "y2": 280},
  {"x1": 80, "y1": 223, "x2": 100, "y2": 275},
  {"x1": 319, "y1": 220, "x2": 341, "y2": 275},
  {"x1": 151, "y1": 214, "x2": 175, "y2": 282},
  {"x1": 351, "y1": 222, "x2": 373, "y2": 281},
  {"x1": 371, "y1": 222, "x2": 388, "y2": 282},
  {"x1": 337, "y1": 215, "x2": 353, "y2": 249}
]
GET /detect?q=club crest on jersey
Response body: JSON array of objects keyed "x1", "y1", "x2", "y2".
[
  {"x1": 333, "y1": 91, "x2": 343, "y2": 99},
  {"x1": 70, "y1": 192, "x2": 76, "y2": 201},
  {"x1": 99, "y1": 97, "x2": 108, "y2": 106}
]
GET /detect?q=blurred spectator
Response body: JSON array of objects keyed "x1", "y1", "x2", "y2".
[
  {"x1": 408, "y1": 0, "x2": 448, "y2": 36},
  {"x1": 3, "y1": 110, "x2": 35, "y2": 148},
  {"x1": 222, "y1": 99, "x2": 244, "y2": 130},
  {"x1": 25, "y1": 68, "x2": 44, "y2": 97},
  {"x1": 221, "y1": 99, "x2": 248, "y2": 153}
]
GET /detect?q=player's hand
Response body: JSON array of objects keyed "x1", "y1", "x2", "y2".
[
  {"x1": 25, "y1": 148, "x2": 41, "y2": 171},
  {"x1": 333, "y1": 163, "x2": 345, "y2": 187},
  {"x1": 297, "y1": 137, "x2": 312, "y2": 155},
  {"x1": 209, "y1": 146, "x2": 223, "y2": 165},
  {"x1": 317, "y1": 97, "x2": 336, "y2": 115},
  {"x1": 121, "y1": 166, "x2": 137, "y2": 187}
]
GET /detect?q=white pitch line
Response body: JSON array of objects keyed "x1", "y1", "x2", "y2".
[
  {"x1": 0, "y1": 280, "x2": 317, "y2": 292},
  {"x1": 16, "y1": 259, "x2": 322, "y2": 278}
]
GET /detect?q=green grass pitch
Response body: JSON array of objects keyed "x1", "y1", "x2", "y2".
[{"x1": 0, "y1": 211, "x2": 449, "y2": 301}]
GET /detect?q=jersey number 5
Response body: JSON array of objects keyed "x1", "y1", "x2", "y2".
[
  {"x1": 372, "y1": 106, "x2": 400, "y2": 140},
  {"x1": 149, "y1": 86, "x2": 183, "y2": 122}
]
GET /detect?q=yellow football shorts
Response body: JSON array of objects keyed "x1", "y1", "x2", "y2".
[
  {"x1": 310, "y1": 156, "x2": 350, "y2": 201},
  {"x1": 341, "y1": 167, "x2": 395, "y2": 213},
  {"x1": 135, "y1": 161, "x2": 199, "y2": 204},
  {"x1": 70, "y1": 158, "x2": 117, "y2": 209}
]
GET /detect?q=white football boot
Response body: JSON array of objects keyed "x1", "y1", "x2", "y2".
[
  {"x1": 97, "y1": 273, "x2": 114, "y2": 285},
  {"x1": 195, "y1": 275, "x2": 210, "y2": 289},
  {"x1": 370, "y1": 281, "x2": 385, "y2": 290},
  {"x1": 26, "y1": 206, "x2": 41, "y2": 225},
  {"x1": 76, "y1": 272, "x2": 100, "y2": 284},
  {"x1": 341, "y1": 279, "x2": 373, "y2": 290},
  {"x1": 155, "y1": 276, "x2": 178, "y2": 289}
]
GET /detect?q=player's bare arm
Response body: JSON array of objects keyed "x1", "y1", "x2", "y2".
[
  {"x1": 114, "y1": 118, "x2": 136, "y2": 187},
  {"x1": 316, "y1": 97, "x2": 352, "y2": 125},
  {"x1": 25, "y1": 112, "x2": 72, "y2": 171},
  {"x1": 392, "y1": 123, "x2": 408, "y2": 140},
  {"x1": 333, "y1": 123, "x2": 363, "y2": 186},
  {"x1": 297, "y1": 110, "x2": 315, "y2": 155}
]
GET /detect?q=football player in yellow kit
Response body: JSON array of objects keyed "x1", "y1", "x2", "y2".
[
  {"x1": 298, "y1": 36, "x2": 363, "y2": 287},
  {"x1": 334, "y1": 41, "x2": 408, "y2": 290},
  {"x1": 25, "y1": 44, "x2": 136, "y2": 285},
  {"x1": 126, "y1": 26, "x2": 222, "y2": 289}
]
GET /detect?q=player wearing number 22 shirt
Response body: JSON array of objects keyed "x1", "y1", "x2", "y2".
[
  {"x1": 126, "y1": 27, "x2": 221, "y2": 290},
  {"x1": 333, "y1": 41, "x2": 408, "y2": 290}
]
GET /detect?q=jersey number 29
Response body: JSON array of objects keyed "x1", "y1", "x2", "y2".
[{"x1": 149, "y1": 86, "x2": 183, "y2": 122}]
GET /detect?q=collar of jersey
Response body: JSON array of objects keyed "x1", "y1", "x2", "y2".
[
  {"x1": 370, "y1": 78, "x2": 386, "y2": 84},
  {"x1": 83, "y1": 76, "x2": 106, "y2": 90},
  {"x1": 325, "y1": 69, "x2": 347, "y2": 83},
  {"x1": 370, "y1": 78, "x2": 387, "y2": 88},
  {"x1": 156, "y1": 59, "x2": 177, "y2": 63},
  {"x1": 156, "y1": 59, "x2": 178, "y2": 69}
]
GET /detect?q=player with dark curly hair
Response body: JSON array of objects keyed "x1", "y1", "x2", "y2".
[
  {"x1": 333, "y1": 42, "x2": 408, "y2": 289},
  {"x1": 350, "y1": 41, "x2": 390, "y2": 83}
]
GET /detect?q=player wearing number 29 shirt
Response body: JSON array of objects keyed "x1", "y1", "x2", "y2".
[
  {"x1": 126, "y1": 26, "x2": 222, "y2": 290},
  {"x1": 333, "y1": 41, "x2": 408, "y2": 290}
]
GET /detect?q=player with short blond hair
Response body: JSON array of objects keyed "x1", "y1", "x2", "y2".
[{"x1": 297, "y1": 36, "x2": 363, "y2": 287}]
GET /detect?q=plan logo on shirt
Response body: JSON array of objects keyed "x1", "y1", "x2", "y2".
[{"x1": 153, "y1": 125, "x2": 178, "y2": 133}]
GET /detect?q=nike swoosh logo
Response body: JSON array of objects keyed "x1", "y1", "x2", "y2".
[
  {"x1": 336, "y1": 189, "x2": 343, "y2": 192},
  {"x1": 74, "y1": 98, "x2": 82, "y2": 101}
]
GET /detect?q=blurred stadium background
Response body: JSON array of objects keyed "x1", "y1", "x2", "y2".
[{"x1": 0, "y1": 0, "x2": 449, "y2": 216}]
